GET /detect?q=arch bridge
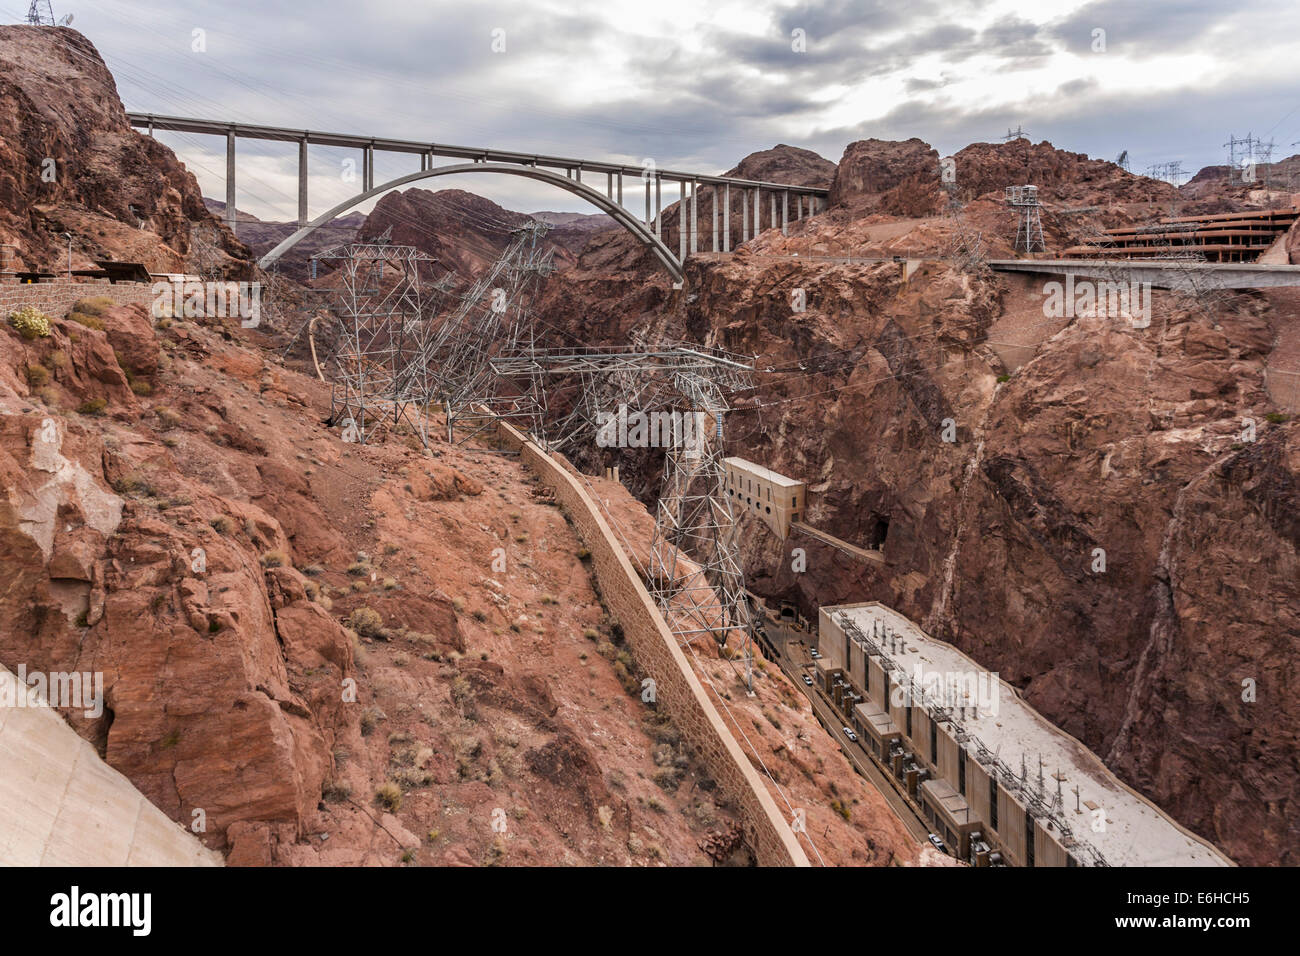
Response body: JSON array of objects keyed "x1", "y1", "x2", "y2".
[{"x1": 126, "y1": 112, "x2": 831, "y2": 284}]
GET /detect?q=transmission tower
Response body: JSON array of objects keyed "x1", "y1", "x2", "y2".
[
  {"x1": 1005, "y1": 185, "x2": 1045, "y2": 254},
  {"x1": 1115, "y1": 150, "x2": 1130, "y2": 173},
  {"x1": 310, "y1": 228, "x2": 438, "y2": 446},
  {"x1": 489, "y1": 344, "x2": 761, "y2": 692},
  {"x1": 26, "y1": 1, "x2": 54, "y2": 25},
  {"x1": 1144, "y1": 161, "x2": 1187, "y2": 186},
  {"x1": 1225, "y1": 133, "x2": 1276, "y2": 187},
  {"x1": 1000, "y1": 125, "x2": 1031, "y2": 168},
  {"x1": 401, "y1": 220, "x2": 555, "y2": 444}
]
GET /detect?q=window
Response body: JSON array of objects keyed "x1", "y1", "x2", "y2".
[
  {"x1": 989, "y1": 778, "x2": 998, "y2": 831},
  {"x1": 958, "y1": 748, "x2": 966, "y2": 796},
  {"x1": 905, "y1": 706, "x2": 913, "y2": 737},
  {"x1": 792, "y1": 496, "x2": 797, "y2": 507},
  {"x1": 929, "y1": 719, "x2": 937, "y2": 763},
  {"x1": 1025, "y1": 816, "x2": 1036, "y2": 868}
]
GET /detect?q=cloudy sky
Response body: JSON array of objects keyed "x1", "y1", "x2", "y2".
[{"x1": 16, "y1": 0, "x2": 1300, "y2": 220}]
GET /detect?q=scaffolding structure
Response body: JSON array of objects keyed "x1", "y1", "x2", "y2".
[
  {"x1": 1005, "y1": 185, "x2": 1045, "y2": 254},
  {"x1": 310, "y1": 229, "x2": 437, "y2": 445}
]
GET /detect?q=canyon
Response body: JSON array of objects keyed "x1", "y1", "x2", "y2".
[{"x1": 2, "y1": 23, "x2": 1298, "y2": 867}]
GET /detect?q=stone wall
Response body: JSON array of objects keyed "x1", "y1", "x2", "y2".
[
  {"x1": 0, "y1": 278, "x2": 155, "y2": 320},
  {"x1": 495, "y1": 419, "x2": 809, "y2": 867}
]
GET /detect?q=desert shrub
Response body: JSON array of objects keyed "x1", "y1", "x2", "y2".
[
  {"x1": 130, "y1": 379, "x2": 153, "y2": 396},
  {"x1": 260, "y1": 550, "x2": 287, "y2": 568},
  {"x1": 77, "y1": 398, "x2": 107, "y2": 416},
  {"x1": 114, "y1": 473, "x2": 157, "y2": 497},
  {"x1": 348, "y1": 606, "x2": 383, "y2": 638},
  {"x1": 67, "y1": 311, "x2": 104, "y2": 331},
  {"x1": 1266, "y1": 412, "x2": 1291, "y2": 424},
  {"x1": 9, "y1": 306, "x2": 50, "y2": 339},
  {"x1": 321, "y1": 780, "x2": 352, "y2": 803},
  {"x1": 210, "y1": 515, "x2": 232, "y2": 534},
  {"x1": 25, "y1": 364, "x2": 49, "y2": 387},
  {"x1": 154, "y1": 406, "x2": 182, "y2": 429},
  {"x1": 71, "y1": 296, "x2": 115, "y2": 317},
  {"x1": 374, "y1": 782, "x2": 403, "y2": 811}
]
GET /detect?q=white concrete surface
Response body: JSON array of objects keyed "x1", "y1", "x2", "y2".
[{"x1": 0, "y1": 666, "x2": 221, "y2": 866}]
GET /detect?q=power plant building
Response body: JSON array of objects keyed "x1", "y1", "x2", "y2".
[
  {"x1": 723, "y1": 457, "x2": 805, "y2": 538},
  {"x1": 815, "y1": 602, "x2": 1232, "y2": 867}
]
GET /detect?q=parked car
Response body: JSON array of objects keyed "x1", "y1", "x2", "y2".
[
  {"x1": 809, "y1": 648, "x2": 821, "y2": 659},
  {"x1": 928, "y1": 833, "x2": 948, "y2": 854},
  {"x1": 841, "y1": 726, "x2": 858, "y2": 742},
  {"x1": 801, "y1": 674, "x2": 814, "y2": 687}
]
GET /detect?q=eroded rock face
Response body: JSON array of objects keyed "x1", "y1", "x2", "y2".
[
  {"x1": 534, "y1": 166, "x2": 1300, "y2": 863},
  {"x1": 0, "y1": 25, "x2": 248, "y2": 274},
  {"x1": 828, "y1": 137, "x2": 941, "y2": 214}
]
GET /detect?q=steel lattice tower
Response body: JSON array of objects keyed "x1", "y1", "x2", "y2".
[
  {"x1": 311, "y1": 229, "x2": 437, "y2": 445},
  {"x1": 1005, "y1": 184, "x2": 1045, "y2": 254},
  {"x1": 489, "y1": 345, "x2": 760, "y2": 691}
]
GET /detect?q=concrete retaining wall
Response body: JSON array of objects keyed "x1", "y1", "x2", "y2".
[
  {"x1": 0, "y1": 666, "x2": 221, "y2": 866},
  {"x1": 494, "y1": 419, "x2": 809, "y2": 867}
]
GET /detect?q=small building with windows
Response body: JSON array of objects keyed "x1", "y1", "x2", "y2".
[
  {"x1": 723, "y1": 457, "x2": 805, "y2": 538},
  {"x1": 815, "y1": 602, "x2": 1233, "y2": 868}
]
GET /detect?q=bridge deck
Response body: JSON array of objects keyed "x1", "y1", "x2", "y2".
[{"x1": 126, "y1": 112, "x2": 830, "y2": 195}]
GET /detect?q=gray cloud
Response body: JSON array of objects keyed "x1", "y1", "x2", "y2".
[{"x1": 61, "y1": 0, "x2": 1300, "y2": 219}]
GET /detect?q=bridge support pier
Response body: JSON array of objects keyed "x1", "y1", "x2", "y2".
[
  {"x1": 606, "y1": 171, "x2": 613, "y2": 200},
  {"x1": 741, "y1": 189, "x2": 748, "y2": 242},
  {"x1": 655, "y1": 175, "x2": 661, "y2": 238},
  {"x1": 782, "y1": 190, "x2": 788, "y2": 236},
  {"x1": 297, "y1": 138, "x2": 308, "y2": 226},
  {"x1": 225, "y1": 131, "x2": 236, "y2": 235},
  {"x1": 645, "y1": 177, "x2": 651, "y2": 227},
  {"x1": 617, "y1": 171, "x2": 623, "y2": 205},
  {"x1": 753, "y1": 187, "x2": 760, "y2": 237},
  {"x1": 770, "y1": 193, "x2": 777, "y2": 234},
  {"x1": 679, "y1": 181, "x2": 687, "y2": 263},
  {"x1": 690, "y1": 179, "x2": 698, "y2": 255},
  {"x1": 712, "y1": 185, "x2": 718, "y2": 252},
  {"x1": 363, "y1": 145, "x2": 375, "y2": 191},
  {"x1": 723, "y1": 183, "x2": 730, "y2": 252}
]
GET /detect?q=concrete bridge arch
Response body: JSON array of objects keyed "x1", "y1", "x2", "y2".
[{"x1": 258, "y1": 162, "x2": 684, "y2": 283}]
